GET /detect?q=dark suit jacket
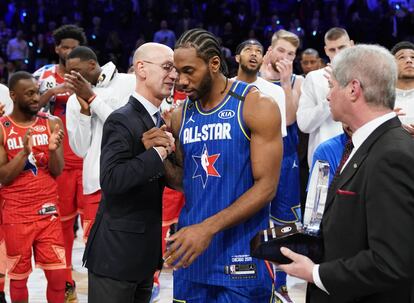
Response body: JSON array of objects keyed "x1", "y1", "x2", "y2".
[
  {"x1": 308, "y1": 117, "x2": 414, "y2": 303},
  {"x1": 83, "y1": 96, "x2": 165, "y2": 282}
]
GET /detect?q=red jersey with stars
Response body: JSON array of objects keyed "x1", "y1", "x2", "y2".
[
  {"x1": 34, "y1": 64, "x2": 83, "y2": 169},
  {"x1": 0, "y1": 114, "x2": 59, "y2": 224}
]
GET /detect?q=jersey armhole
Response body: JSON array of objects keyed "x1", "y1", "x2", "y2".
[
  {"x1": 178, "y1": 99, "x2": 189, "y2": 141},
  {"x1": 237, "y1": 85, "x2": 255, "y2": 141}
]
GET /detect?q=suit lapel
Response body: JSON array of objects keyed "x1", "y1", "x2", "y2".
[
  {"x1": 325, "y1": 117, "x2": 401, "y2": 212},
  {"x1": 128, "y1": 96, "x2": 155, "y2": 131}
]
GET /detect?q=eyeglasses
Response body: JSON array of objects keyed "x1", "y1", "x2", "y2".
[{"x1": 143, "y1": 60, "x2": 176, "y2": 73}]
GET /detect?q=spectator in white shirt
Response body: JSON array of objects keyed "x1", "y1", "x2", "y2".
[
  {"x1": 391, "y1": 41, "x2": 414, "y2": 135},
  {"x1": 65, "y1": 46, "x2": 136, "y2": 241},
  {"x1": 297, "y1": 27, "x2": 354, "y2": 167}
]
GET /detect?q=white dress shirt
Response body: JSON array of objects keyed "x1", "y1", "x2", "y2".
[
  {"x1": 297, "y1": 68, "x2": 343, "y2": 167},
  {"x1": 66, "y1": 63, "x2": 136, "y2": 194},
  {"x1": 395, "y1": 88, "x2": 414, "y2": 125},
  {"x1": 313, "y1": 111, "x2": 396, "y2": 293}
]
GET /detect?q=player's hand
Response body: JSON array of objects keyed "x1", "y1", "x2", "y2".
[
  {"x1": 49, "y1": 124, "x2": 64, "y2": 152},
  {"x1": 64, "y1": 71, "x2": 95, "y2": 101},
  {"x1": 276, "y1": 247, "x2": 315, "y2": 283},
  {"x1": 394, "y1": 107, "x2": 405, "y2": 116},
  {"x1": 276, "y1": 59, "x2": 293, "y2": 87},
  {"x1": 163, "y1": 222, "x2": 214, "y2": 269},
  {"x1": 260, "y1": 48, "x2": 273, "y2": 79},
  {"x1": 23, "y1": 128, "x2": 33, "y2": 155},
  {"x1": 142, "y1": 126, "x2": 172, "y2": 150},
  {"x1": 402, "y1": 123, "x2": 414, "y2": 136},
  {"x1": 0, "y1": 103, "x2": 5, "y2": 117}
]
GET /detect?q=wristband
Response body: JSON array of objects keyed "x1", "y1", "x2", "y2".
[{"x1": 87, "y1": 94, "x2": 97, "y2": 104}]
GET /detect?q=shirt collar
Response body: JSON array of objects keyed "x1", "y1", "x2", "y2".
[
  {"x1": 132, "y1": 91, "x2": 160, "y2": 117},
  {"x1": 352, "y1": 112, "x2": 396, "y2": 151}
]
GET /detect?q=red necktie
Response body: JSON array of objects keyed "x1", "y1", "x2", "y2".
[{"x1": 331, "y1": 137, "x2": 354, "y2": 187}]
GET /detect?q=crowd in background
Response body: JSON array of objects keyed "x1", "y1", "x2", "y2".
[{"x1": 1, "y1": 0, "x2": 414, "y2": 81}]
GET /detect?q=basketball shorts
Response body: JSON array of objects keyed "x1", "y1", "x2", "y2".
[
  {"x1": 3, "y1": 217, "x2": 66, "y2": 280},
  {"x1": 173, "y1": 278, "x2": 274, "y2": 303},
  {"x1": 83, "y1": 190, "x2": 101, "y2": 242},
  {"x1": 56, "y1": 168, "x2": 85, "y2": 221}
]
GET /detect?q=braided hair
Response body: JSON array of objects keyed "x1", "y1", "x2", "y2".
[{"x1": 175, "y1": 28, "x2": 228, "y2": 76}]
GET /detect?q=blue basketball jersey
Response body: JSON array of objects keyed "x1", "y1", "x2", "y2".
[
  {"x1": 270, "y1": 75, "x2": 301, "y2": 224},
  {"x1": 176, "y1": 80, "x2": 270, "y2": 286}
]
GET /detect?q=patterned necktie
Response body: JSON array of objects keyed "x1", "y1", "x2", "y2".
[
  {"x1": 154, "y1": 111, "x2": 161, "y2": 128},
  {"x1": 330, "y1": 137, "x2": 354, "y2": 187}
]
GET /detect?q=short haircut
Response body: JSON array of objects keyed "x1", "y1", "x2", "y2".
[
  {"x1": 324, "y1": 27, "x2": 349, "y2": 43},
  {"x1": 8, "y1": 71, "x2": 34, "y2": 91},
  {"x1": 332, "y1": 44, "x2": 397, "y2": 110},
  {"x1": 236, "y1": 39, "x2": 264, "y2": 55},
  {"x1": 175, "y1": 28, "x2": 228, "y2": 75},
  {"x1": 53, "y1": 24, "x2": 87, "y2": 46},
  {"x1": 271, "y1": 30, "x2": 300, "y2": 49},
  {"x1": 391, "y1": 41, "x2": 414, "y2": 55},
  {"x1": 301, "y1": 48, "x2": 319, "y2": 58},
  {"x1": 67, "y1": 46, "x2": 98, "y2": 62}
]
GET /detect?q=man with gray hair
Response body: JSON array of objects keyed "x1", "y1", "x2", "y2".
[{"x1": 277, "y1": 44, "x2": 414, "y2": 302}]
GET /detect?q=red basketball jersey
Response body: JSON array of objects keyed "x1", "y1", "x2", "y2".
[
  {"x1": 0, "y1": 114, "x2": 59, "y2": 224},
  {"x1": 34, "y1": 64, "x2": 82, "y2": 169}
]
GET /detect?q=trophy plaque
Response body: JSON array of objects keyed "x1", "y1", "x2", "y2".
[{"x1": 250, "y1": 160, "x2": 330, "y2": 264}]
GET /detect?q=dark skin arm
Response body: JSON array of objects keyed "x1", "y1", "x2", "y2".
[
  {"x1": 47, "y1": 116, "x2": 65, "y2": 177},
  {"x1": 39, "y1": 84, "x2": 72, "y2": 109},
  {"x1": 164, "y1": 89, "x2": 283, "y2": 269},
  {"x1": 164, "y1": 105, "x2": 184, "y2": 192}
]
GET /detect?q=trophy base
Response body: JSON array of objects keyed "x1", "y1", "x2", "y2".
[{"x1": 250, "y1": 223, "x2": 323, "y2": 264}]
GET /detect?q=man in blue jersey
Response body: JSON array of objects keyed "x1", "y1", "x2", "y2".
[
  {"x1": 309, "y1": 124, "x2": 352, "y2": 186},
  {"x1": 163, "y1": 28, "x2": 283, "y2": 302},
  {"x1": 260, "y1": 29, "x2": 304, "y2": 302}
]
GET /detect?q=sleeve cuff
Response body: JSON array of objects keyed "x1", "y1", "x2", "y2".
[
  {"x1": 79, "y1": 113, "x2": 91, "y2": 123},
  {"x1": 153, "y1": 147, "x2": 165, "y2": 161},
  {"x1": 313, "y1": 264, "x2": 329, "y2": 294}
]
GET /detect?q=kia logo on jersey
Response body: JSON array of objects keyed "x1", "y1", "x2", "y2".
[
  {"x1": 33, "y1": 125, "x2": 47, "y2": 132},
  {"x1": 218, "y1": 109, "x2": 235, "y2": 120}
]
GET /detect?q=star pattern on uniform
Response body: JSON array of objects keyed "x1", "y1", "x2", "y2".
[{"x1": 192, "y1": 144, "x2": 221, "y2": 188}]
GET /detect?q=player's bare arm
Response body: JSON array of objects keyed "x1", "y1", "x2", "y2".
[
  {"x1": 164, "y1": 104, "x2": 184, "y2": 192},
  {"x1": 164, "y1": 89, "x2": 283, "y2": 269},
  {"x1": 0, "y1": 126, "x2": 34, "y2": 185},
  {"x1": 38, "y1": 84, "x2": 71, "y2": 109},
  {"x1": 47, "y1": 116, "x2": 64, "y2": 177}
]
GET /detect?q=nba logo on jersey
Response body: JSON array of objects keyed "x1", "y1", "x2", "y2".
[
  {"x1": 23, "y1": 152, "x2": 38, "y2": 176},
  {"x1": 192, "y1": 144, "x2": 220, "y2": 188}
]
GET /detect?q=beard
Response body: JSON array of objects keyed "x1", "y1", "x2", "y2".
[
  {"x1": 188, "y1": 72, "x2": 213, "y2": 101},
  {"x1": 240, "y1": 62, "x2": 261, "y2": 76},
  {"x1": 399, "y1": 73, "x2": 414, "y2": 80},
  {"x1": 18, "y1": 101, "x2": 39, "y2": 116}
]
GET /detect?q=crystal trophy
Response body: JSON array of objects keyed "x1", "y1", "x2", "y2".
[{"x1": 250, "y1": 160, "x2": 330, "y2": 264}]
